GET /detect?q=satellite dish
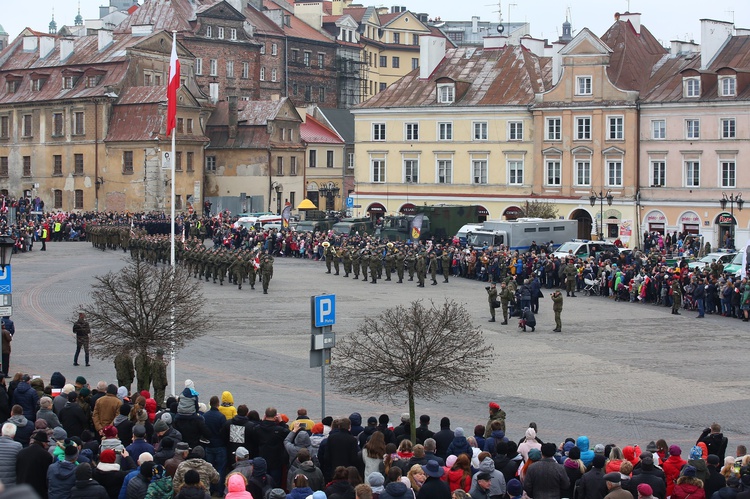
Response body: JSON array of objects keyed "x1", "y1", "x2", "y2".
[{"x1": 497, "y1": 24, "x2": 505, "y2": 33}]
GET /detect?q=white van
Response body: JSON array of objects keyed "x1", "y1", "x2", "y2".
[{"x1": 456, "y1": 223, "x2": 484, "y2": 244}]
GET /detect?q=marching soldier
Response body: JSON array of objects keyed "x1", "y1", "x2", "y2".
[
  {"x1": 248, "y1": 251, "x2": 259, "y2": 290},
  {"x1": 342, "y1": 247, "x2": 352, "y2": 278},
  {"x1": 384, "y1": 245, "x2": 395, "y2": 281},
  {"x1": 395, "y1": 249, "x2": 405, "y2": 284},
  {"x1": 352, "y1": 248, "x2": 361, "y2": 279},
  {"x1": 261, "y1": 252, "x2": 274, "y2": 294},
  {"x1": 429, "y1": 252, "x2": 438, "y2": 285},
  {"x1": 333, "y1": 245, "x2": 341, "y2": 275},
  {"x1": 416, "y1": 252, "x2": 426, "y2": 287},
  {"x1": 441, "y1": 249, "x2": 451, "y2": 283},
  {"x1": 671, "y1": 277, "x2": 682, "y2": 315},
  {"x1": 369, "y1": 248, "x2": 379, "y2": 284},
  {"x1": 406, "y1": 251, "x2": 416, "y2": 281},
  {"x1": 361, "y1": 250, "x2": 369, "y2": 283},
  {"x1": 324, "y1": 242, "x2": 333, "y2": 273}
]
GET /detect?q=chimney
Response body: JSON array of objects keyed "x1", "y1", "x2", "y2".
[
  {"x1": 419, "y1": 35, "x2": 446, "y2": 79},
  {"x1": 60, "y1": 38, "x2": 74, "y2": 60},
  {"x1": 670, "y1": 39, "x2": 700, "y2": 55},
  {"x1": 331, "y1": 0, "x2": 343, "y2": 16},
  {"x1": 483, "y1": 36, "x2": 507, "y2": 49},
  {"x1": 551, "y1": 41, "x2": 565, "y2": 85},
  {"x1": 228, "y1": 96, "x2": 238, "y2": 139},
  {"x1": 700, "y1": 18, "x2": 733, "y2": 69},
  {"x1": 22, "y1": 36, "x2": 38, "y2": 52},
  {"x1": 98, "y1": 29, "x2": 113, "y2": 51},
  {"x1": 619, "y1": 12, "x2": 641, "y2": 34},
  {"x1": 736, "y1": 28, "x2": 750, "y2": 36},
  {"x1": 520, "y1": 36, "x2": 545, "y2": 57},
  {"x1": 39, "y1": 36, "x2": 55, "y2": 58},
  {"x1": 471, "y1": 16, "x2": 479, "y2": 34}
]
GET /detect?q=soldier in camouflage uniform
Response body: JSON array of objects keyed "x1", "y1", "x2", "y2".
[
  {"x1": 406, "y1": 251, "x2": 416, "y2": 281},
  {"x1": 134, "y1": 351, "x2": 152, "y2": 394},
  {"x1": 395, "y1": 249, "x2": 405, "y2": 283},
  {"x1": 352, "y1": 248, "x2": 361, "y2": 279},
  {"x1": 384, "y1": 248, "x2": 395, "y2": 281},
  {"x1": 416, "y1": 252, "x2": 426, "y2": 287},
  {"x1": 370, "y1": 248, "x2": 380, "y2": 284},
  {"x1": 151, "y1": 349, "x2": 168, "y2": 409},
  {"x1": 442, "y1": 249, "x2": 451, "y2": 283},
  {"x1": 114, "y1": 352, "x2": 135, "y2": 393},
  {"x1": 325, "y1": 244, "x2": 334, "y2": 273},
  {"x1": 341, "y1": 247, "x2": 351, "y2": 277},
  {"x1": 361, "y1": 250, "x2": 369, "y2": 283},
  {"x1": 261, "y1": 252, "x2": 274, "y2": 294},
  {"x1": 429, "y1": 252, "x2": 438, "y2": 285}
]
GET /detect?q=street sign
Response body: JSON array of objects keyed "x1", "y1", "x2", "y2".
[
  {"x1": 313, "y1": 294, "x2": 336, "y2": 327},
  {"x1": 0, "y1": 306, "x2": 11, "y2": 316},
  {"x1": 346, "y1": 197, "x2": 354, "y2": 208},
  {"x1": 309, "y1": 349, "x2": 332, "y2": 368},
  {"x1": 352, "y1": 205, "x2": 362, "y2": 208},
  {"x1": 0, "y1": 266, "x2": 11, "y2": 294},
  {"x1": 311, "y1": 331, "x2": 336, "y2": 350}
]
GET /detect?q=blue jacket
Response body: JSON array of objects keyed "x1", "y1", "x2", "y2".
[
  {"x1": 202, "y1": 408, "x2": 227, "y2": 449},
  {"x1": 484, "y1": 430, "x2": 509, "y2": 455},
  {"x1": 577, "y1": 436, "x2": 594, "y2": 468},
  {"x1": 118, "y1": 470, "x2": 139, "y2": 499},
  {"x1": 126, "y1": 439, "x2": 155, "y2": 459},
  {"x1": 47, "y1": 460, "x2": 78, "y2": 499},
  {"x1": 447, "y1": 436, "x2": 472, "y2": 459},
  {"x1": 12, "y1": 382, "x2": 39, "y2": 422}
]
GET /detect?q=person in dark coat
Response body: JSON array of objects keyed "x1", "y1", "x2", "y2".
[
  {"x1": 446, "y1": 428, "x2": 472, "y2": 458},
  {"x1": 11, "y1": 375, "x2": 38, "y2": 422},
  {"x1": 433, "y1": 418, "x2": 454, "y2": 461},
  {"x1": 248, "y1": 407, "x2": 289, "y2": 486},
  {"x1": 376, "y1": 415, "x2": 396, "y2": 446},
  {"x1": 698, "y1": 424, "x2": 729, "y2": 461},
  {"x1": 523, "y1": 442, "x2": 570, "y2": 499},
  {"x1": 358, "y1": 417, "x2": 379, "y2": 449},
  {"x1": 416, "y1": 460, "x2": 450, "y2": 499},
  {"x1": 628, "y1": 453, "x2": 667, "y2": 499},
  {"x1": 415, "y1": 415, "x2": 434, "y2": 445},
  {"x1": 92, "y1": 449, "x2": 135, "y2": 499},
  {"x1": 578, "y1": 455, "x2": 608, "y2": 499},
  {"x1": 70, "y1": 463, "x2": 109, "y2": 499},
  {"x1": 704, "y1": 455, "x2": 727, "y2": 499},
  {"x1": 0, "y1": 378, "x2": 10, "y2": 424},
  {"x1": 321, "y1": 417, "x2": 362, "y2": 482},
  {"x1": 172, "y1": 405, "x2": 210, "y2": 449},
  {"x1": 60, "y1": 392, "x2": 89, "y2": 439},
  {"x1": 48, "y1": 444, "x2": 80, "y2": 499},
  {"x1": 17, "y1": 430, "x2": 53, "y2": 498}
]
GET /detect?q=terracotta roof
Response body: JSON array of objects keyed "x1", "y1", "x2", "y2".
[
  {"x1": 358, "y1": 45, "x2": 551, "y2": 109},
  {"x1": 600, "y1": 19, "x2": 667, "y2": 92},
  {"x1": 262, "y1": 0, "x2": 335, "y2": 43},
  {"x1": 117, "y1": 85, "x2": 166, "y2": 105},
  {"x1": 378, "y1": 13, "x2": 399, "y2": 25},
  {"x1": 106, "y1": 103, "x2": 164, "y2": 141},
  {"x1": 343, "y1": 7, "x2": 367, "y2": 23},
  {"x1": 115, "y1": 0, "x2": 205, "y2": 34},
  {"x1": 300, "y1": 115, "x2": 343, "y2": 144}
]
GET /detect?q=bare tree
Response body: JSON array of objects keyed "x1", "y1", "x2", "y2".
[
  {"x1": 523, "y1": 200, "x2": 559, "y2": 219},
  {"x1": 328, "y1": 299, "x2": 495, "y2": 443},
  {"x1": 80, "y1": 259, "x2": 207, "y2": 361}
]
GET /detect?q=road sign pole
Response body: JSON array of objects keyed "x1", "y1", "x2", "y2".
[{"x1": 321, "y1": 333, "x2": 326, "y2": 420}]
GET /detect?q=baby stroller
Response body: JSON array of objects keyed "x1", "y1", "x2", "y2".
[{"x1": 583, "y1": 277, "x2": 600, "y2": 296}]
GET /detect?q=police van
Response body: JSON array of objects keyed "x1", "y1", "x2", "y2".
[{"x1": 551, "y1": 239, "x2": 619, "y2": 260}]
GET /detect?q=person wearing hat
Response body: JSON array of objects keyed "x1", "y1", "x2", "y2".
[
  {"x1": 127, "y1": 425, "x2": 155, "y2": 458},
  {"x1": 47, "y1": 441, "x2": 79, "y2": 499},
  {"x1": 603, "y1": 472, "x2": 630, "y2": 499},
  {"x1": 673, "y1": 466, "x2": 705, "y2": 499},
  {"x1": 636, "y1": 483, "x2": 655, "y2": 499},
  {"x1": 16, "y1": 430, "x2": 53, "y2": 497},
  {"x1": 70, "y1": 462, "x2": 109, "y2": 498},
  {"x1": 357, "y1": 416, "x2": 380, "y2": 449},
  {"x1": 687, "y1": 445, "x2": 709, "y2": 483},
  {"x1": 704, "y1": 454, "x2": 726, "y2": 499},
  {"x1": 628, "y1": 452, "x2": 666, "y2": 499},
  {"x1": 663, "y1": 445, "x2": 687, "y2": 498},
  {"x1": 484, "y1": 403, "x2": 506, "y2": 438},
  {"x1": 486, "y1": 282, "x2": 498, "y2": 322},
  {"x1": 524, "y1": 442, "x2": 569, "y2": 499},
  {"x1": 415, "y1": 460, "x2": 449, "y2": 499},
  {"x1": 166, "y1": 442, "x2": 191, "y2": 477},
  {"x1": 59, "y1": 391, "x2": 88, "y2": 440},
  {"x1": 469, "y1": 471, "x2": 494, "y2": 499},
  {"x1": 92, "y1": 447, "x2": 134, "y2": 499},
  {"x1": 174, "y1": 468, "x2": 207, "y2": 498}
]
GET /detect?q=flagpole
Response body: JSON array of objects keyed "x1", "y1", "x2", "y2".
[{"x1": 169, "y1": 30, "x2": 178, "y2": 400}]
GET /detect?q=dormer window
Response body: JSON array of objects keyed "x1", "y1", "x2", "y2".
[
  {"x1": 230, "y1": 28, "x2": 237, "y2": 40},
  {"x1": 6, "y1": 75, "x2": 21, "y2": 94},
  {"x1": 206, "y1": 25, "x2": 212, "y2": 38},
  {"x1": 63, "y1": 76, "x2": 75, "y2": 89},
  {"x1": 684, "y1": 77, "x2": 700, "y2": 98},
  {"x1": 437, "y1": 83, "x2": 455, "y2": 104},
  {"x1": 218, "y1": 27, "x2": 225, "y2": 39},
  {"x1": 719, "y1": 76, "x2": 736, "y2": 97},
  {"x1": 86, "y1": 75, "x2": 101, "y2": 87},
  {"x1": 31, "y1": 78, "x2": 46, "y2": 91},
  {"x1": 576, "y1": 76, "x2": 592, "y2": 96}
]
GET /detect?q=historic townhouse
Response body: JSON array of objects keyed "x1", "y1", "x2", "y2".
[{"x1": 300, "y1": 112, "x2": 345, "y2": 211}]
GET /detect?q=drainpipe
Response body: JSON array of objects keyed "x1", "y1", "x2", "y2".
[
  {"x1": 634, "y1": 100, "x2": 641, "y2": 249},
  {"x1": 268, "y1": 148, "x2": 273, "y2": 212},
  {"x1": 94, "y1": 100, "x2": 99, "y2": 212}
]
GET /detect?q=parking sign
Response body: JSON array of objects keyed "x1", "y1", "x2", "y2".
[
  {"x1": 313, "y1": 294, "x2": 336, "y2": 327},
  {"x1": 346, "y1": 197, "x2": 354, "y2": 208},
  {"x1": 0, "y1": 265, "x2": 11, "y2": 294}
]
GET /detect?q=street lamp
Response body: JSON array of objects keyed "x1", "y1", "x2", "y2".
[
  {"x1": 318, "y1": 182, "x2": 341, "y2": 212},
  {"x1": 589, "y1": 189, "x2": 614, "y2": 241},
  {"x1": 719, "y1": 192, "x2": 743, "y2": 249},
  {"x1": 0, "y1": 236, "x2": 14, "y2": 270}
]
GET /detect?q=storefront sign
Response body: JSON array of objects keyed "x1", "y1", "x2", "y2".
[
  {"x1": 717, "y1": 212, "x2": 736, "y2": 225},
  {"x1": 644, "y1": 210, "x2": 667, "y2": 223},
  {"x1": 679, "y1": 211, "x2": 700, "y2": 225}
]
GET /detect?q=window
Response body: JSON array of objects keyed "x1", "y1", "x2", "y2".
[
  {"x1": 685, "y1": 160, "x2": 700, "y2": 187},
  {"x1": 177, "y1": 118, "x2": 184, "y2": 134},
  {"x1": 318, "y1": 87, "x2": 325, "y2": 103},
  {"x1": 74, "y1": 153, "x2": 84, "y2": 175},
  {"x1": 608, "y1": 116, "x2": 624, "y2": 140},
  {"x1": 404, "y1": 159, "x2": 419, "y2": 183},
  {"x1": 379, "y1": 82, "x2": 386, "y2": 92},
  {"x1": 175, "y1": 151, "x2": 182, "y2": 171},
  {"x1": 230, "y1": 28, "x2": 237, "y2": 40},
  {"x1": 686, "y1": 119, "x2": 700, "y2": 139},
  {"x1": 607, "y1": 160, "x2": 623, "y2": 187},
  {"x1": 392, "y1": 57, "x2": 400, "y2": 68},
  {"x1": 309, "y1": 150, "x2": 317, "y2": 167},
  {"x1": 22, "y1": 156, "x2": 31, "y2": 177},
  {"x1": 719, "y1": 76, "x2": 736, "y2": 96},
  {"x1": 206, "y1": 25, "x2": 212, "y2": 38},
  {"x1": 327, "y1": 150, "x2": 334, "y2": 168},
  {"x1": 304, "y1": 85, "x2": 312, "y2": 102},
  {"x1": 271, "y1": 69, "x2": 277, "y2": 82},
  {"x1": 53, "y1": 155, "x2": 62, "y2": 176},
  {"x1": 260, "y1": 67, "x2": 265, "y2": 81},
  {"x1": 277, "y1": 157, "x2": 284, "y2": 175},
  {"x1": 123, "y1": 151, "x2": 134, "y2": 174},
  {"x1": 576, "y1": 76, "x2": 592, "y2": 95},
  {"x1": 473, "y1": 122, "x2": 488, "y2": 140},
  {"x1": 652, "y1": 120, "x2": 666, "y2": 139},
  {"x1": 575, "y1": 117, "x2": 591, "y2": 140},
  {"x1": 684, "y1": 77, "x2": 700, "y2": 97},
  {"x1": 437, "y1": 158, "x2": 452, "y2": 184},
  {"x1": 54, "y1": 190, "x2": 62, "y2": 209},
  {"x1": 175, "y1": 195, "x2": 182, "y2": 210},
  {"x1": 74, "y1": 189, "x2": 83, "y2": 209},
  {"x1": 291, "y1": 156, "x2": 297, "y2": 175},
  {"x1": 651, "y1": 161, "x2": 666, "y2": 187},
  {"x1": 292, "y1": 83, "x2": 298, "y2": 95},
  {"x1": 546, "y1": 160, "x2": 561, "y2": 186},
  {"x1": 508, "y1": 160, "x2": 523, "y2": 185},
  {"x1": 372, "y1": 159, "x2": 385, "y2": 182},
  {"x1": 0, "y1": 116, "x2": 8, "y2": 138},
  {"x1": 271, "y1": 43, "x2": 277, "y2": 56},
  {"x1": 186, "y1": 152, "x2": 194, "y2": 172},
  {"x1": 73, "y1": 111, "x2": 84, "y2": 135},
  {"x1": 86, "y1": 76, "x2": 100, "y2": 88},
  {"x1": 437, "y1": 84, "x2": 455, "y2": 104},
  {"x1": 22, "y1": 114, "x2": 32, "y2": 137},
  {"x1": 242, "y1": 62, "x2": 249, "y2": 79},
  {"x1": 260, "y1": 44, "x2": 266, "y2": 55},
  {"x1": 154, "y1": 74, "x2": 162, "y2": 86},
  {"x1": 721, "y1": 161, "x2": 736, "y2": 188},
  {"x1": 412, "y1": 34, "x2": 419, "y2": 45},
  {"x1": 32, "y1": 78, "x2": 46, "y2": 91},
  {"x1": 438, "y1": 122, "x2": 452, "y2": 141},
  {"x1": 372, "y1": 123, "x2": 386, "y2": 141},
  {"x1": 412, "y1": 58, "x2": 419, "y2": 70},
  {"x1": 405, "y1": 123, "x2": 419, "y2": 141},
  {"x1": 196, "y1": 58, "x2": 203, "y2": 75},
  {"x1": 206, "y1": 156, "x2": 216, "y2": 172},
  {"x1": 721, "y1": 118, "x2": 736, "y2": 139},
  {"x1": 226, "y1": 61, "x2": 234, "y2": 78},
  {"x1": 393, "y1": 32, "x2": 400, "y2": 44},
  {"x1": 303, "y1": 52, "x2": 310, "y2": 67},
  {"x1": 546, "y1": 117, "x2": 561, "y2": 141},
  {"x1": 209, "y1": 59, "x2": 217, "y2": 76},
  {"x1": 347, "y1": 153, "x2": 354, "y2": 170},
  {"x1": 317, "y1": 53, "x2": 324, "y2": 69},
  {"x1": 575, "y1": 160, "x2": 591, "y2": 186},
  {"x1": 508, "y1": 122, "x2": 523, "y2": 141},
  {"x1": 187, "y1": 119, "x2": 193, "y2": 134},
  {"x1": 379, "y1": 56, "x2": 387, "y2": 68},
  {"x1": 63, "y1": 76, "x2": 74, "y2": 89},
  {"x1": 0, "y1": 157, "x2": 6, "y2": 177},
  {"x1": 53, "y1": 112, "x2": 64, "y2": 136},
  {"x1": 472, "y1": 159, "x2": 488, "y2": 184}
]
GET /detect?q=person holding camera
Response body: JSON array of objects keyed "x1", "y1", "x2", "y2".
[
  {"x1": 551, "y1": 290, "x2": 563, "y2": 332},
  {"x1": 486, "y1": 283, "x2": 498, "y2": 322}
]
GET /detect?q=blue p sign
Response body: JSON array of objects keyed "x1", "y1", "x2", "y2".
[
  {"x1": 314, "y1": 294, "x2": 336, "y2": 327},
  {"x1": 346, "y1": 197, "x2": 354, "y2": 208}
]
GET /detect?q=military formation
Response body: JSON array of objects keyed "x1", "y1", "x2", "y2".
[{"x1": 112, "y1": 349, "x2": 169, "y2": 405}]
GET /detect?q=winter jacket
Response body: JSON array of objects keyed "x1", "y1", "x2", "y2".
[
  {"x1": 218, "y1": 392, "x2": 237, "y2": 421},
  {"x1": 471, "y1": 457, "x2": 506, "y2": 498},
  {"x1": 0, "y1": 435, "x2": 22, "y2": 484},
  {"x1": 523, "y1": 456, "x2": 570, "y2": 499},
  {"x1": 38, "y1": 408, "x2": 62, "y2": 429},
  {"x1": 221, "y1": 415, "x2": 251, "y2": 458},
  {"x1": 663, "y1": 455, "x2": 687, "y2": 497},
  {"x1": 284, "y1": 430, "x2": 311, "y2": 465},
  {"x1": 287, "y1": 487, "x2": 313, "y2": 499},
  {"x1": 12, "y1": 382, "x2": 39, "y2": 422},
  {"x1": 173, "y1": 413, "x2": 211, "y2": 450},
  {"x1": 577, "y1": 467, "x2": 607, "y2": 499},
  {"x1": 322, "y1": 428, "x2": 361, "y2": 480},
  {"x1": 225, "y1": 473, "x2": 253, "y2": 499},
  {"x1": 446, "y1": 468, "x2": 472, "y2": 493},
  {"x1": 704, "y1": 467, "x2": 727, "y2": 499},
  {"x1": 628, "y1": 464, "x2": 667, "y2": 499},
  {"x1": 379, "y1": 481, "x2": 411, "y2": 499},
  {"x1": 146, "y1": 476, "x2": 176, "y2": 499},
  {"x1": 673, "y1": 481, "x2": 706, "y2": 499},
  {"x1": 324, "y1": 479, "x2": 356, "y2": 499},
  {"x1": 60, "y1": 401, "x2": 89, "y2": 439},
  {"x1": 93, "y1": 462, "x2": 132, "y2": 499},
  {"x1": 483, "y1": 430, "x2": 508, "y2": 455},
  {"x1": 172, "y1": 458, "x2": 219, "y2": 493},
  {"x1": 433, "y1": 428, "x2": 454, "y2": 460},
  {"x1": 70, "y1": 479, "x2": 110, "y2": 499},
  {"x1": 286, "y1": 459, "x2": 324, "y2": 491},
  {"x1": 518, "y1": 429, "x2": 542, "y2": 462},
  {"x1": 349, "y1": 413, "x2": 364, "y2": 437},
  {"x1": 125, "y1": 473, "x2": 151, "y2": 499},
  {"x1": 698, "y1": 431, "x2": 729, "y2": 461},
  {"x1": 248, "y1": 420, "x2": 289, "y2": 474},
  {"x1": 417, "y1": 476, "x2": 451, "y2": 499},
  {"x1": 93, "y1": 394, "x2": 123, "y2": 433},
  {"x1": 48, "y1": 460, "x2": 79, "y2": 499},
  {"x1": 446, "y1": 436, "x2": 472, "y2": 459},
  {"x1": 688, "y1": 458, "x2": 710, "y2": 484},
  {"x1": 201, "y1": 408, "x2": 226, "y2": 450},
  {"x1": 9, "y1": 413, "x2": 33, "y2": 447},
  {"x1": 577, "y1": 436, "x2": 594, "y2": 468}
]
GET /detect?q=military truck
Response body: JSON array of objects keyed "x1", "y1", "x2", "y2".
[
  {"x1": 331, "y1": 217, "x2": 374, "y2": 237},
  {"x1": 380, "y1": 204, "x2": 485, "y2": 241}
]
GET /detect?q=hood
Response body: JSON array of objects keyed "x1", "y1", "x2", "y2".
[
  {"x1": 299, "y1": 460, "x2": 317, "y2": 472},
  {"x1": 221, "y1": 391, "x2": 234, "y2": 405},
  {"x1": 479, "y1": 457, "x2": 496, "y2": 473},
  {"x1": 383, "y1": 481, "x2": 409, "y2": 497},
  {"x1": 452, "y1": 436, "x2": 469, "y2": 447},
  {"x1": 294, "y1": 431, "x2": 311, "y2": 447},
  {"x1": 491, "y1": 430, "x2": 505, "y2": 440},
  {"x1": 525, "y1": 428, "x2": 536, "y2": 440},
  {"x1": 576, "y1": 436, "x2": 590, "y2": 452},
  {"x1": 31, "y1": 378, "x2": 45, "y2": 391},
  {"x1": 688, "y1": 459, "x2": 708, "y2": 472},
  {"x1": 9, "y1": 414, "x2": 28, "y2": 427},
  {"x1": 15, "y1": 382, "x2": 31, "y2": 394},
  {"x1": 349, "y1": 412, "x2": 362, "y2": 426},
  {"x1": 177, "y1": 397, "x2": 196, "y2": 415},
  {"x1": 53, "y1": 461, "x2": 77, "y2": 480},
  {"x1": 114, "y1": 414, "x2": 129, "y2": 426},
  {"x1": 227, "y1": 473, "x2": 246, "y2": 493}
]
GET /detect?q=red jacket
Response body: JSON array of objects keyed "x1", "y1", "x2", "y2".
[
  {"x1": 672, "y1": 481, "x2": 706, "y2": 499},
  {"x1": 662, "y1": 455, "x2": 687, "y2": 497}
]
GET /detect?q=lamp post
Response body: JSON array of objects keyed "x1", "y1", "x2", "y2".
[
  {"x1": 318, "y1": 182, "x2": 340, "y2": 212},
  {"x1": 273, "y1": 183, "x2": 283, "y2": 215},
  {"x1": 589, "y1": 189, "x2": 614, "y2": 241},
  {"x1": 719, "y1": 192, "x2": 743, "y2": 249}
]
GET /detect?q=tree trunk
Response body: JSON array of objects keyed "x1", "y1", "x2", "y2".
[{"x1": 408, "y1": 383, "x2": 416, "y2": 444}]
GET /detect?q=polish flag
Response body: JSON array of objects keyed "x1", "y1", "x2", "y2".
[{"x1": 166, "y1": 34, "x2": 180, "y2": 136}]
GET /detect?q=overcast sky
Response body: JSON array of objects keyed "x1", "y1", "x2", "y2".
[{"x1": 3, "y1": 0, "x2": 749, "y2": 46}]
